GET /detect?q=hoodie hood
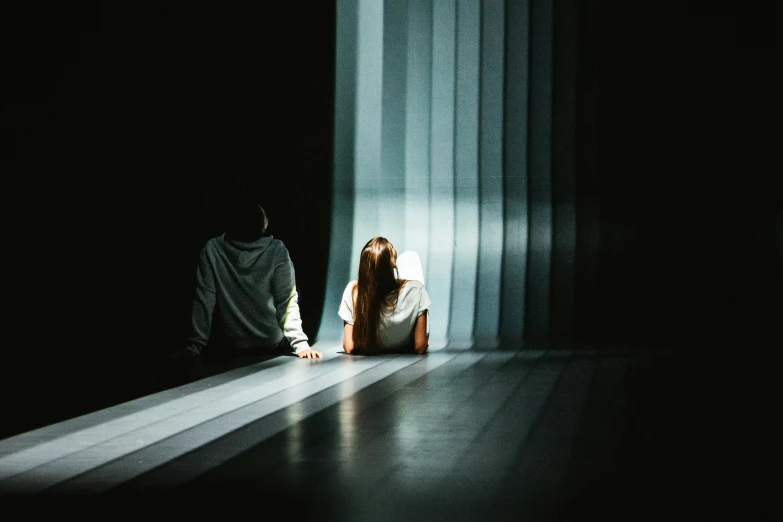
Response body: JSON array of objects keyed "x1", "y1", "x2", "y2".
[{"x1": 220, "y1": 234, "x2": 275, "y2": 270}]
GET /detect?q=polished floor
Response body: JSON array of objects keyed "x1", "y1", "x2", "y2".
[{"x1": 0, "y1": 343, "x2": 725, "y2": 521}]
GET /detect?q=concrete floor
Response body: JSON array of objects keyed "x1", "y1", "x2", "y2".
[{"x1": 0, "y1": 342, "x2": 738, "y2": 521}]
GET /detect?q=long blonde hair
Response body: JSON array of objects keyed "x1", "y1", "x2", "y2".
[{"x1": 352, "y1": 237, "x2": 406, "y2": 353}]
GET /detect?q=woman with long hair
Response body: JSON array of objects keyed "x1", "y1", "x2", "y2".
[{"x1": 339, "y1": 237, "x2": 431, "y2": 354}]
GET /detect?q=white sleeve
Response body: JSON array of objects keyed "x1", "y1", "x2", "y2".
[
  {"x1": 338, "y1": 281, "x2": 357, "y2": 325},
  {"x1": 417, "y1": 285, "x2": 432, "y2": 316}
]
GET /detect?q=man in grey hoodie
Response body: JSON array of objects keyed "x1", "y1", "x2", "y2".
[{"x1": 181, "y1": 195, "x2": 322, "y2": 367}]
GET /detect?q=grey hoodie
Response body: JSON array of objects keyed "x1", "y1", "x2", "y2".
[{"x1": 187, "y1": 234, "x2": 310, "y2": 355}]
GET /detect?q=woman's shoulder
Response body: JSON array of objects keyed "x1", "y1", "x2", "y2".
[
  {"x1": 343, "y1": 280, "x2": 358, "y2": 294},
  {"x1": 400, "y1": 279, "x2": 426, "y2": 296}
]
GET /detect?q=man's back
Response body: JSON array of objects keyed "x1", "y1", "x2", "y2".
[{"x1": 188, "y1": 233, "x2": 310, "y2": 354}]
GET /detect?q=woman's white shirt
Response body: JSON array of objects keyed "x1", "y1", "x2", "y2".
[{"x1": 338, "y1": 280, "x2": 432, "y2": 351}]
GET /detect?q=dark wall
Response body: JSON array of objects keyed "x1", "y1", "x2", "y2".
[
  {"x1": 1, "y1": 2, "x2": 335, "y2": 439},
  {"x1": 573, "y1": 2, "x2": 781, "y2": 347}
]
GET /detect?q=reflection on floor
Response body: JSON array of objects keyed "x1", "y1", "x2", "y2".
[{"x1": 0, "y1": 343, "x2": 715, "y2": 521}]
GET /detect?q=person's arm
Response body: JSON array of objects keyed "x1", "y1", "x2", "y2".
[
  {"x1": 413, "y1": 312, "x2": 429, "y2": 354},
  {"x1": 338, "y1": 281, "x2": 358, "y2": 355},
  {"x1": 272, "y1": 248, "x2": 322, "y2": 359},
  {"x1": 343, "y1": 321, "x2": 355, "y2": 354},
  {"x1": 185, "y1": 248, "x2": 216, "y2": 355}
]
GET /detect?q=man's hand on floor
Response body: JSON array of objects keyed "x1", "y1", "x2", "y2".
[{"x1": 297, "y1": 349, "x2": 323, "y2": 359}]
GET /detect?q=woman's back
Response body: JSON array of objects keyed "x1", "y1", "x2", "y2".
[
  {"x1": 339, "y1": 279, "x2": 431, "y2": 352},
  {"x1": 340, "y1": 239, "x2": 431, "y2": 354}
]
